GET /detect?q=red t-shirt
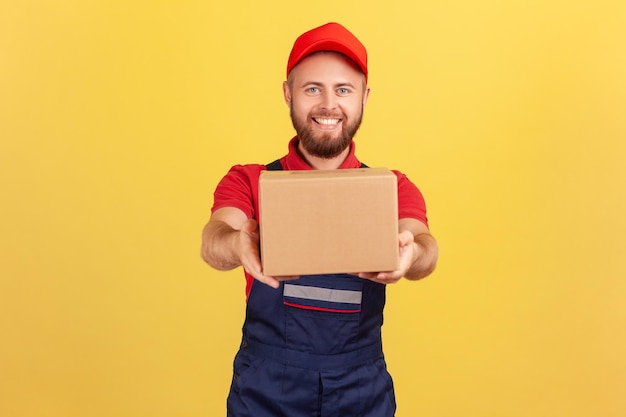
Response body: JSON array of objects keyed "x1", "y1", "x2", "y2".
[{"x1": 212, "y1": 137, "x2": 428, "y2": 225}]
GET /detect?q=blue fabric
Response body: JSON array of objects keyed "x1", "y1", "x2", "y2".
[
  {"x1": 227, "y1": 340, "x2": 396, "y2": 417},
  {"x1": 224, "y1": 159, "x2": 395, "y2": 416}
]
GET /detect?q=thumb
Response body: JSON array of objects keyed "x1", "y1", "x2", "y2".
[
  {"x1": 241, "y1": 219, "x2": 259, "y2": 235},
  {"x1": 398, "y1": 230, "x2": 414, "y2": 247}
]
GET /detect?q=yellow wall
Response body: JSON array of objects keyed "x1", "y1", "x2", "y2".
[{"x1": 1, "y1": 1, "x2": 625, "y2": 416}]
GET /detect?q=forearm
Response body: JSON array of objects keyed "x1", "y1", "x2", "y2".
[
  {"x1": 404, "y1": 233, "x2": 438, "y2": 280},
  {"x1": 201, "y1": 220, "x2": 242, "y2": 271}
]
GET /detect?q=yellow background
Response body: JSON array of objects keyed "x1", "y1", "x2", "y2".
[{"x1": 1, "y1": 1, "x2": 625, "y2": 416}]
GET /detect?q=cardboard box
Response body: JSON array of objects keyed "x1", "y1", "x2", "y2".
[{"x1": 259, "y1": 168, "x2": 399, "y2": 276}]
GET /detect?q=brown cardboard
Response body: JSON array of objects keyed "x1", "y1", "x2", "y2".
[{"x1": 259, "y1": 168, "x2": 399, "y2": 276}]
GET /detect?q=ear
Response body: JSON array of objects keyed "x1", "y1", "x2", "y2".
[
  {"x1": 362, "y1": 86, "x2": 371, "y2": 107},
  {"x1": 283, "y1": 81, "x2": 292, "y2": 107}
]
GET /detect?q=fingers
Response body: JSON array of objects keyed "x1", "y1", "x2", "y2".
[
  {"x1": 276, "y1": 275, "x2": 300, "y2": 281},
  {"x1": 240, "y1": 218, "x2": 260, "y2": 238},
  {"x1": 357, "y1": 231, "x2": 417, "y2": 285},
  {"x1": 357, "y1": 271, "x2": 402, "y2": 285},
  {"x1": 240, "y1": 249, "x2": 280, "y2": 288},
  {"x1": 398, "y1": 230, "x2": 414, "y2": 247},
  {"x1": 238, "y1": 219, "x2": 295, "y2": 289},
  {"x1": 250, "y1": 271, "x2": 281, "y2": 289}
]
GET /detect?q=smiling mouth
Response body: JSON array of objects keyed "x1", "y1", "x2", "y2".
[{"x1": 313, "y1": 117, "x2": 341, "y2": 126}]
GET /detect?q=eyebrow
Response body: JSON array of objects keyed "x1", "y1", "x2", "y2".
[{"x1": 299, "y1": 81, "x2": 357, "y2": 89}]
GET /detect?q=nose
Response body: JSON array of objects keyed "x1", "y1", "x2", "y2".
[{"x1": 320, "y1": 90, "x2": 337, "y2": 110}]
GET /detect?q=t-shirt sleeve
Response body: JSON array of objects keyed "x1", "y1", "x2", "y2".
[
  {"x1": 211, "y1": 164, "x2": 263, "y2": 219},
  {"x1": 394, "y1": 170, "x2": 429, "y2": 228}
]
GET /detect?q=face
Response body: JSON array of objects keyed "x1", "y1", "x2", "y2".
[{"x1": 284, "y1": 52, "x2": 370, "y2": 159}]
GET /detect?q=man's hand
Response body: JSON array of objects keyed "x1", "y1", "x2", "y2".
[
  {"x1": 357, "y1": 230, "x2": 417, "y2": 284},
  {"x1": 237, "y1": 219, "x2": 298, "y2": 289},
  {"x1": 201, "y1": 207, "x2": 298, "y2": 289},
  {"x1": 357, "y1": 218, "x2": 438, "y2": 284}
]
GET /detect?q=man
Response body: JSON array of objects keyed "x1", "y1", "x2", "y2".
[{"x1": 201, "y1": 22, "x2": 438, "y2": 417}]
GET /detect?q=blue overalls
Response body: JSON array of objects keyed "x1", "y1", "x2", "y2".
[{"x1": 226, "y1": 161, "x2": 396, "y2": 417}]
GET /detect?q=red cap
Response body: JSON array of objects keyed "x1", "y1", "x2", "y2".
[{"x1": 287, "y1": 22, "x2": 368, "y2": 81}]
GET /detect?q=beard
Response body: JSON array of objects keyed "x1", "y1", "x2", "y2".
[{"x1": 290, "y1": 104, "x2": 364, "y2": 159}]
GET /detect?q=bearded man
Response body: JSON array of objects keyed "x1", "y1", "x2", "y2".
[{"x1": 201, "y1": 22, "x2": 438, "y2": 417}]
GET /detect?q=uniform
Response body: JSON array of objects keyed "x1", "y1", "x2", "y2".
[{"x1": 211, "y1": 137, "x2": 429, "y2": 416}]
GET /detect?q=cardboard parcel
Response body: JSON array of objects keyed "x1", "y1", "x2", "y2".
[{"x1": 259, "y1": 168, "x2": 399, "y2": 276}]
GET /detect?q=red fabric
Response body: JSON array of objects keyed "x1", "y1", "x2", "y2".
[
  {"x1": 283, "y1": 302, "x2": 361, "y2": 314},
  {"x1": 286, "y1": 22, "x2": 368, "y2": 81},
  {"x1": 210, "y1": 137, "x2": 429, "y2": 297}
]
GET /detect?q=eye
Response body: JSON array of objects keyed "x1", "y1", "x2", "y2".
[
  {"x1": 306, "y1": 87, "x2": 320, "y2": 94},
  {"x1": 337, "y1": 88, "x2": 350, "y2": 95}
]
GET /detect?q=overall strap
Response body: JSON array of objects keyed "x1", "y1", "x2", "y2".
[
  {"x1": 265, "y1": 159, "x2": 368, "y2": 170},
  {"x1": 265, "y1": 159, "x2": 283, "y2": 171}
]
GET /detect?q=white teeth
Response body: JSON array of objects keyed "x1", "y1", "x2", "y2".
[{"x1": 316, "y1": 118, "x2": 339, "y2": 125}]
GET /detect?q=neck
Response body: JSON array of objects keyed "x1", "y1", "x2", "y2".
[{"x1": 297, "y1": 142, "x2": 351, "y2": 170}]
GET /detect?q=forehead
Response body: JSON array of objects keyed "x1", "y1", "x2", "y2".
[{"x1": 289, "y1": 51, "x2": 365, "y2": 85}]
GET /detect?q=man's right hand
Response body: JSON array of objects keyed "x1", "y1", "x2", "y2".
[
  {"x1": 202, "y1": 208, "x2": 298, "y2": 289},
  {"x1": 237, "y1": 219, "x2": 283, "y2": 289}
]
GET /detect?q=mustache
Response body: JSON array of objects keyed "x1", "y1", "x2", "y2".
[{"x1": 311, "y1": 111, "x2": 344, "y2": 118}]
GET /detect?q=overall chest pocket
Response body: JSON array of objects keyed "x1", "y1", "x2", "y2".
[{"x1": 283, "y1": 274, "x2": 363, "y2": 354}]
